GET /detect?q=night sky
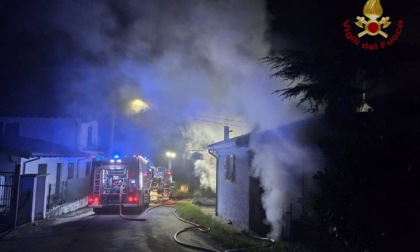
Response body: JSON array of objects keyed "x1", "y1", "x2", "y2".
[{"x1": 0, "y1": 0, "x2": 293, "y2": 159}]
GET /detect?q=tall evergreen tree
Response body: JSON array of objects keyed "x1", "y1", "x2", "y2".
[{"x1": 264, "y1": 1, "x2": 420, "y2": 251}]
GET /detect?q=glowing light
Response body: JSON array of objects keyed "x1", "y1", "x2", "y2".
[
  {"x1": 166, "y1": 152, "x2": 176, "y2": 158},
  {"x1": 128, "y1": 99, "x2": 149, "y2": 114}
]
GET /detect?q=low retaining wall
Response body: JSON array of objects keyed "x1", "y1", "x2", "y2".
[{"x1": 46, "y1": 196, "x2": 88, "y2": 219}]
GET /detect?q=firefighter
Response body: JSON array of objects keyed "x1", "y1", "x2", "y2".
[{"x1": 157, "y1": 185, "x2": 164, "y2": 197}]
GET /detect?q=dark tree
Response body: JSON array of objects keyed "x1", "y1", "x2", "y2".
[{"x1": 265, "y1": 0, "x2": 420, "y2": 251}]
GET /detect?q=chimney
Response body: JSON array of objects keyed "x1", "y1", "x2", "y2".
[{"x1": 224, "y1": 126, "x2": 232, "y2": 140}]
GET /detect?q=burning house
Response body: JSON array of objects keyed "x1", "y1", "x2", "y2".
[{"x1": 208, "y1": 118, "x2": 324, "y2": 240}]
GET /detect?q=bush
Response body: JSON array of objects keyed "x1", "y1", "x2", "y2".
[
  {"x1": 192, "y1": 187, "x2": 216, "y2": 198},
  {"x1": 171, "y1": 190, "x2": 193, "y2": 200}
]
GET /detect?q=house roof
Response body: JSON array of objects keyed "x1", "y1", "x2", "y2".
[
  {"x1": 207, "y1": 133, "x2": 250, "y2": 150},
  {"x1": 207, "y1": 117, "x2": 326, "y2": 151},
  {"x1": 0, "y1": 136, "x2": 89, "y2": 158}
]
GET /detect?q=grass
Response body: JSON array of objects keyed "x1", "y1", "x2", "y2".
[{"x1": 175, "y1": 201, "x2": 310, "y2": 252}]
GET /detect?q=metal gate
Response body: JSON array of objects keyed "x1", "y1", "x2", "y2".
[{"x1": 0, "y1": 167, "x2": 19, "y2": 229}]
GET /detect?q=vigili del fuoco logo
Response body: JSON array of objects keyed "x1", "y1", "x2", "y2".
[{"x1": 343, "y1": 0, "x2": 403, "y2": 50}]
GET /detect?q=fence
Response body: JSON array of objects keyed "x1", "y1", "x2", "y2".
[
  {"x1": 47, "y1": 176, "x2": 90, "y2": 212},
  {"x1": 0, "y1": 170, "x2": 19, "y2": 230},
  {"x1": 0, "y1": 172, "x2": 16, "y2": 215}
]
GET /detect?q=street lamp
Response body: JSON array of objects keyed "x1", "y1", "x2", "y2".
[
  {"x1": 109, "y1": 99, "x2": 149, "y2": 156},
  {"x1": 166, "y1": 151, "x2": 176, "y2": 170},
  {"x1": 128, "y1": 99, "x2": 149, "y2": 115}
]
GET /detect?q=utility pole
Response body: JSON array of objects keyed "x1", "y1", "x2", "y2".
[{"x1": 109, "y1": 111, "x2": 116, "y2": 157}]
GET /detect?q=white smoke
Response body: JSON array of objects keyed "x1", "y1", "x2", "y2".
[
  {"x1": 182, "y1": 120, "x2": 250, "y2": 190},
  {"x1": 250, "y1": 129, "x2": 321, "y2": 240},
  {"x1": 47, "y1": 0, "x2": 313, "y2": 240}
]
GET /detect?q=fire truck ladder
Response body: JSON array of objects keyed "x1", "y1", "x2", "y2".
[{"x1": 93, "y1": 168, "x2": 102, "y2": 199}]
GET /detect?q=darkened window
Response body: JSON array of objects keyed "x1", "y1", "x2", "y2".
[
  {"x1": 38, "y1": 164, "x2": 47, "y2": 175},
  {"x1": 0, "y1": 122, "x2": 3, "y2": 135},
  {"x1": 67, "y1": 163, "x2": 74, "y2": 180},
  {"x1": 85, "y1": 162, "x2": 91, "y2": 177},
  {"x1": 56, "y1": 163, "x2": 62, "y2": 194},
  {"x1": 224, "y1": 155, "x2": 235, "y2": 181},
  {"x1": 4, "y1": 123, "x2": 19, "y2": 136}
]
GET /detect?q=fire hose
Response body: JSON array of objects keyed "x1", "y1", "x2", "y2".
[{"x1": 118, "y1": 191, "x2": 275, "y2": 251}]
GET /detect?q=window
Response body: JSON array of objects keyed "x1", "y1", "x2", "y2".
[
  {"x1": 85, "y1": 162, "x2": 91, "y2": 177},
  {"x1": 224, "y1": 155, "x2": 235, "y2": 181},
  {"x1": 67, "y1": 163, "x2": 74, "y2": 180},
  {"x1": 56, "y1": 163, "x2": 62, "y2": 194},
  {"x1": 38, "y1": 164, "x2": 47, "y2": 175}
]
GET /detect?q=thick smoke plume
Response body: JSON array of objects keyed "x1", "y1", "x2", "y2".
[
  {"x1": 45, "y1": 0, "x2": 311, "y2": 240},
  {"x1": 250, "y1": 130, "x2": 321, "y2": 240}
]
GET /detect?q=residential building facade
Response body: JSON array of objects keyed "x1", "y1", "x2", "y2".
[{"x1": 0, "y1": 117, "x2": 99, "y2": 229}]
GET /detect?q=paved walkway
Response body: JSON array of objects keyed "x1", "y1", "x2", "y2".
[{"x1": 1, "y1": 200, "x2": 221, "y2": 240}]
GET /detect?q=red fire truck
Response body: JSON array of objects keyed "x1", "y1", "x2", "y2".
[
  {"x1": 87, "y1": 155, "x2": 153, "y2": 213},
  {"x1": 154, "y1": 166, "x2": 172, "y2": 188}
]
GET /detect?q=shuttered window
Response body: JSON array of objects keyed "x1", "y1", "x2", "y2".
[{"x1": 224, "y1": 155, "x2": 235, "y2": 181}]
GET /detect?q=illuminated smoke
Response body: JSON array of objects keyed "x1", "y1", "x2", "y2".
[
  {"x1": 127, "y1": 99, "x2": 149, "y2": 115},
  {"x1": 250, "y1": 129, "x2": 320, "y2": 240},
  {"x1": 47, "y1": 0, "x2": 310, "y2": 239}
]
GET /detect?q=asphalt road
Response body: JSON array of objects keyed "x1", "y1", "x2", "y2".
[{"x1": 0, "y1": 205, "x2": 222, "y2": 252}]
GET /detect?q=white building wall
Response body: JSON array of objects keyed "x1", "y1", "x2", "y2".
[
  {"x1": 20, "y1": 156, "x2": 92, "y2": 218},
  {"x1": 216, "y1": 148, "x2": 250, "y2": 230}
]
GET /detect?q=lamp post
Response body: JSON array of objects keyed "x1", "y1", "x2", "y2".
[
  {"x1": 109, "y1": 111, "x2": 116, "y2": 157},
  {"x1": 166, "y1": 151, "x2": 176, "y2": 170},
  {"x1": 109, "y1": 99, "x2": 149, "y2": 157}
]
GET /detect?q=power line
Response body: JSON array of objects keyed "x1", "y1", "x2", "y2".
[
  {"x1": 196, "y1": 115, "x2": 248, "y2": 124},
  {"x1": 195, "y1": 119, "x2": 250, "y2": 129}
]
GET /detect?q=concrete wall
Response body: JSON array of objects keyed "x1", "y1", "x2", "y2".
[
  {"x1": 216, "y1": 148, "x2": 250, "y2": 230},
  {"x1": 45, "y1": 196, "x2": 88, "y2": 218}
]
